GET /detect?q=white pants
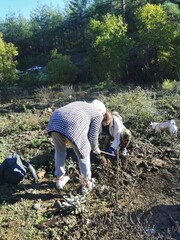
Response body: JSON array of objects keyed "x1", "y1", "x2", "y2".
[{"x1": 51, "y1": 132, "x2": 91, "y2": 180}]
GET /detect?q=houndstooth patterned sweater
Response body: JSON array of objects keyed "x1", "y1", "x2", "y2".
[{"x1": 47, "y1": 101, "x2": 103, "y2": 157}]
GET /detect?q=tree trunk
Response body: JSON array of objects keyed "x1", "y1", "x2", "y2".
[{"x1": 121, "y1": 0, "x2": 125, "y2": 24}]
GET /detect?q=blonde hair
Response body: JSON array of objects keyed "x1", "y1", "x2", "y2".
[{"x1": 112, "y1": 111, "x2": 123, "y2": 122}]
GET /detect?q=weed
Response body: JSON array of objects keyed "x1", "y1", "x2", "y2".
[
  {"x1": 26, "y1": 138, "x2": 43, "y2": 148},
  {"x1": 35, "y1": 86, "x2": 54, "y2": 106},
  {"x1": 61, "y1": 85, "x2": 76, "y2": 99},
  {"x1": 102, "y1": 87, "x2": 157, "y2": 132},
  {"x1": 162, "y1": 79, "x2": 177, "y2": 92}
]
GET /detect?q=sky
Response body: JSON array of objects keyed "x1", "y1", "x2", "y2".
[{"x1": 0, "y1": 0, "x2": 66, "y2": 20}]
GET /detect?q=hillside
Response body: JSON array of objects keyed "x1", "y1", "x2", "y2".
[{"x1": 0, "y1": 85, "x2": 179, "y2": 240}]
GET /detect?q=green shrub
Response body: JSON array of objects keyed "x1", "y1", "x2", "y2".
[
  {"x1": 102, "y1": 87, "x2": 158, "y2": 133},
  {"x1": 20, "y1": 72, "x2": 40, "y2": 87},
  {"x1": 47, "y1": 50, "x2": 79, "y2": 85},
  {"x1": 162, "y1": 79, "x2": 177, "y2": 91}
]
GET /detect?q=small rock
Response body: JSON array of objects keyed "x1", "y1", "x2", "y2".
[
  {"x1": 150, "y1": 158, "x2": 167, "y2": 168},
  {"x1": 37, "y1": 169, "x2": 46, "y2": 179},
  {"x1": 33, "y1": 202, "x2": 42, "y2": 210},
  {"x1": 8, "y1": 114, "x2": 15, "y2": 119}
]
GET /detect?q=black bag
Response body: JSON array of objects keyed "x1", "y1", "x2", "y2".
[{"x1": 0, "y1": 152, "x2": 38, "y2": 184}]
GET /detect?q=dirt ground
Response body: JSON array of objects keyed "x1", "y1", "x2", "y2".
[
  {"x1": 0, "y1": 88, "x2": 179, "y2": 240},
  {"x1": 1, "y1": 138, "x2": 179, "y2": 239}
]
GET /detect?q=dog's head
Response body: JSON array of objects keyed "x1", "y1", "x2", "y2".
[
  {"x1": 149, "y1": 121, "x2": 157, "y2": 130},
  {"x1": 169, "y1": 119, "x2": 175, "y2": 125}
]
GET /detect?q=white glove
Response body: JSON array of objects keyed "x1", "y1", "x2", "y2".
[{"x1": 93, "y1": 147, "x2": 101, "y2": 155}]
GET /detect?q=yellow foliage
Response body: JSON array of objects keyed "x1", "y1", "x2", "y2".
[{"x1": 162, "y1": 79, "x2": 177, "y2": 91}]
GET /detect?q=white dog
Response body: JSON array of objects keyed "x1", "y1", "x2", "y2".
[{"x1": 150, "y1": 120, "x2": 178, "y2": 136}]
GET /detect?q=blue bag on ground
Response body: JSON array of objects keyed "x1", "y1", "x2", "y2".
[{"x1": 0, "y1": 152, "x2": 38, "y2": 184}]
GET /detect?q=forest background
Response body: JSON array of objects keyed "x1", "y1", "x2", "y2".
[{"x1": 0, "y1": 0, "x2": 179, "y2": 88}]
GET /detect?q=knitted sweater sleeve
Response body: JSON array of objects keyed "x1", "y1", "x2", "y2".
[{"x1": 88, "y1": 116, "x2": 102, "y2": 151}]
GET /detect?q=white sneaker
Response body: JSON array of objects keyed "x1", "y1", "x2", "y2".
[
  {"x1": 56, "y1": 175, "x2": 70, "y2": 190},
  {"x1": 81, "y1": 179, "x2": 95, "y2": 195}
]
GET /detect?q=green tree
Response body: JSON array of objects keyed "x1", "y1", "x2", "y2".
[
  {"x1": 87, "y1": 0, "x2": 114, "y2": 21},
  {"x1": 136, "y1": 4, "x2": 169, "y2": 55},
  {"x1": 63, "y1": 0, "x2": 90, "y2": 48},
  {"x1": 0, "y1": 33, "x2": 18, "y2": 85},
  {"x1": 0, "y1": 12, "x2": 31, "y2": 59},
  {"x1": 89, "y1": 13, "x2": 133, "y2": 82},
  {"x1": 4, "y1": 13, "x2": 30, "y2": 42},
  {"x1": 162, "y1": 2, "x2": 180, "y2": 79},
  {"x1": 29, "y1": 4, "x2": 63, "y2": 54}
]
